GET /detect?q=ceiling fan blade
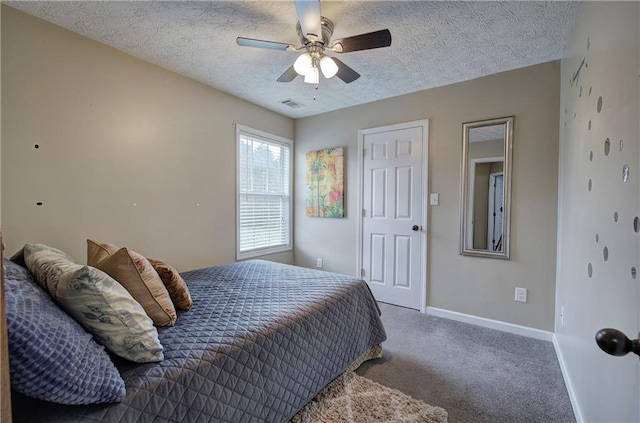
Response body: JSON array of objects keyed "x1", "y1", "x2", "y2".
[
  {"x1": 277, "y1": 65, "x2": 299, "y2": 83},
  {"x1": 236, "y1": 37, "x2": 296, "y2": 51},
  {"x1": 295, "y1": 0, "x2": 322, "y2": 42},
  {"x1": 330, "y1": 29, "x2": 392, "y2": 53},
  {"x1": 332, "y1": 58, "x2": 360, "y2": 83}
]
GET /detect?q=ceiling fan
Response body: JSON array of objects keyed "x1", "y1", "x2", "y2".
[{"x1": 236, "y1": 0, "x2": 392, "y2": 84}]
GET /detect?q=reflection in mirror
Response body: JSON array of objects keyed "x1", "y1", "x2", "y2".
[{"x1": 460, "y1": 116, "x2": 514, "y2": 259}]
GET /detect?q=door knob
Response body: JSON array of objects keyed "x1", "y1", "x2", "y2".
[
  {"x1": 412, "y1": 225, "x2": 420, "y2": 231},
  {"x1": 595, "y1": 328, "x2": 640, "y2": 357}
]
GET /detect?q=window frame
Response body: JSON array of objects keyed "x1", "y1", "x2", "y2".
[{"x1": 235, "y1": 124, "x2": 293, "y2": 260}]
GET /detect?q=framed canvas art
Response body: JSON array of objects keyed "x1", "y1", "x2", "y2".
[{"x1": 306, "y1": 147, "x2": 344, "y2": 218}]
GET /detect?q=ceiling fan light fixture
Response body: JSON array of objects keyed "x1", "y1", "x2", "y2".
[
  {"x1": 293, "y1": 53, "x2": 313, "y2": 76},
  {"x1": 320, "y1": 55, "x2": 338, "y2": 79},
  {"x1": 304, "y1": 66, "x2": 319, "y2": 84}
]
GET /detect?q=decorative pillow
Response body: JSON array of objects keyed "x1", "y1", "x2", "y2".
[
  {"x1": 3, "y1": 258, "x2": 126, "y2": 404},
  {"x1": 90, "y1": 246, "x2": 177, "y2": 327},
  {"x1": 23, "y1": 243, "x2": 78, "y2": 296},
  {"x1": 87, "y1": 239, "x2": 119, "y2": 267},
  {"x1": 22, "y1": 244, "x2": 164, "y2": 363},
  {"x1": 147, "y1": 258, "x2": 193, "y2": 311},
  {"x1": 56, "y1": 265, "x2": 165, "y2": 363}
]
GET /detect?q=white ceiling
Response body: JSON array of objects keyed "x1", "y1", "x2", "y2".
[
  {"x1": 469, "y1": 124, "x2": 505, "y2": 143},
  {"x1": 6, "y1": 1, "x2": 580, "y2": 119}
]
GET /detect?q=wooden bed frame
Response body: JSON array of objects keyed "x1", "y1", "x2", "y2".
[{"x1": 1, "y1": 231, "x2": 13, "y2": 422}]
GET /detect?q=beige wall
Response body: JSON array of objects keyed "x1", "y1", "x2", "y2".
[
  {"x1": 1, "y1": 6, "x2": 294, "y2": 270},
  {"x1": 469, "y1": 138, "x2": 504, "y2": 160},
  {"x1": 295, "y1": 61, "x2": 560, "y2": 331},
  {"x1": 555, "y1": 2, "x2": 640, "y2": 421}
]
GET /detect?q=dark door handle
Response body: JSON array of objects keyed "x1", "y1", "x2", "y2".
[
  {"x1": 596, "y1": 328, "x2": 640, "y2": 357},
  {"x1": 412, "y1": 225, "x2": 420, "y2": 231}
]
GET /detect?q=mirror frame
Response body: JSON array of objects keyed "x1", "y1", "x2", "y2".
[{"x1": 459, "y1": 116, "x2": 514, "y2": 259}]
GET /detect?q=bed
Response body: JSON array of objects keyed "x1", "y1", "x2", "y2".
[{"x1": 7, "y1": 258, "x2": 386, "y2": 422}]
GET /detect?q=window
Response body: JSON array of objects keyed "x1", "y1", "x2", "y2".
[{"x1": 236, "y1": 125, "x2": 292, "y2": 260}]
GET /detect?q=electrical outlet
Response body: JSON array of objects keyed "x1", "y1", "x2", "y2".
[
  {"x1": 515, "y1": 287, "x2": 527, "y2": 303},
  {"x1": 316, "y1": 258, "x2": 323, "y2": 268},
  {"x1": 560, "y1": 306, "x2": 565, "y2": 326}
]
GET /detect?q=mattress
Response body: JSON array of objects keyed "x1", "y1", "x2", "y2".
[{"x1": 12, "y1": 259, "x2": 387, "y2": 422}]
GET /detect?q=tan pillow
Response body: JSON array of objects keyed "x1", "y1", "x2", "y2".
[
  {"x1": 147, "y1": 258, "x2": 193, "y2": 311},
  {"x1": 92, "y1": 247, "x2": 177, "y2": 327},
  {"x1": 87, "y1": 239, "x2": 119, "y2": 267}
]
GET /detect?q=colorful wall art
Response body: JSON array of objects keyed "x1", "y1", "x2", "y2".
[{"x1": 306, "y1": 147, "x2": 344, "y2": 218}]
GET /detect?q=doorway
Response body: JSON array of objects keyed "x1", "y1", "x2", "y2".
[{"x1": 357, "y1": 120, "x2": 429, "y2": 311}]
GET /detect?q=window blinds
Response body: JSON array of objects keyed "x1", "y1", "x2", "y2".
[{"x1": 238, "y1": 132, "x2": 291, "y2": 255}]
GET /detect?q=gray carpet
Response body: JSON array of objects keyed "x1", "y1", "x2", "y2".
[{"x1": 356, "y1": 303, "x2": 576, "y2": 423}]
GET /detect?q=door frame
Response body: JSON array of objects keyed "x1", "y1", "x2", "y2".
[{"x1": 356, "y1": 119, "x2": 429, "y2": 313}]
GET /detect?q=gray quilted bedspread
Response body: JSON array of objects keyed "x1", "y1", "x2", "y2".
[{"x1": 12, "y1": 260, "x2": 386, "y2": 423}]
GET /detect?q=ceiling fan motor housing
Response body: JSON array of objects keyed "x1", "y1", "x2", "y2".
[{"x1": 296, "y1": 17, "x2": 334, "y2": 47}]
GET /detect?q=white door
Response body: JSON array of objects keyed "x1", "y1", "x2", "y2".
[
  {"x1": 359, "y1": 120, "x2": 428, "y2": 310},
  {"x1": 488, "y1": 172, "x2": 504, "y2": 252}
]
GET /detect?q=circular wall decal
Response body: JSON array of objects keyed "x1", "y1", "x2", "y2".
[
  {"x1": 604, "y1": 138, "x2": 610, "y2": 156},
  {"x1": 622, "y1": 164, "x2": 629, "y2": 183},
  {"x1": 619, "y1": 140, "x2": 624, "y2": 151},
  {"x1": 588, "y1": 262, "x2": 593, "y2": 278},
  {"x1": 590, "y1": 151, "x2": 593, "y2": 162},
  {"x1": 588, "y1": 179, "x2": 592, "y2": 191},
  {"x1": 634, "y1": 216, "x2": 640, "y2": 233},
  {"x1": 597, "y1": 96, "x2": 603, "y2": 113},
  {"x1": 603, "y1": 246, "x2": 609, "y2": 262},
  {"x1": 596, "y1": 233, "x2": 599, "y2": 243},
  {"x1": 632, "y1": 267, "x2": 637, "y2": 279},
  {"x1": 614, "y1": 212, "x2": 619, "y2": 222},
  {"x1": 588, "y1": 120, "x2": 591, "y2": 130}
]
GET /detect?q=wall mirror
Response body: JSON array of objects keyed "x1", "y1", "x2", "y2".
[{"x1": 460, "y1": 116, "x2": 514, "y2": 259}]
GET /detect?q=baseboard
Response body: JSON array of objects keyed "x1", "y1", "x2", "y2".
[
  {"x1": 552, "y1": 335, "x2": 584, "y2": 423},
  {"x1": 425, "y1": 307, "x2": 554, "y2": 341}
]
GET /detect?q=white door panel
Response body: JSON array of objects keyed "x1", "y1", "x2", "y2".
[
  {"x1": 370, "y1": 233, "x2": 385, "y2": 283},
  {"x1": 394, "y1": 235, "x2": 411, "y2": 288},
  {"x1": 360, "y1": 123, "x2": 427, "y2": 310}
]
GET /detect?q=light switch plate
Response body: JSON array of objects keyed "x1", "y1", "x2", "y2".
[{"x1": 430, "y1": 193, "x2": 439, "y2": 206}]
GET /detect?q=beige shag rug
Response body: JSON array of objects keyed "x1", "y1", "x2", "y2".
[{"x1": 290, "y1": 371, "x2": 448, "y2": 423}]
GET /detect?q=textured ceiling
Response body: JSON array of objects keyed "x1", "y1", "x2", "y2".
[
  {"x1": 469, "y1": 124, "x2": 505, "y2": 143},
  {"x1": 6, "y1": 1, "x2": 580, "y2": 119}
]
